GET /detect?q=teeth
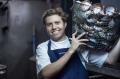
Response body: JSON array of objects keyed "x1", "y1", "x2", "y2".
[{"x1": 52, "y1": 31, "x2": 59, "y2": 35}]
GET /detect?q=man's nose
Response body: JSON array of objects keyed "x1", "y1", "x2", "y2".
[{"x1": 52, "y1": 24, "x2": 56, "y2": 29}]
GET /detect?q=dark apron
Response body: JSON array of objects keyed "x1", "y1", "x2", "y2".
[{"x1": 48, "y1": 40, "x2": 89, "y2": 79}]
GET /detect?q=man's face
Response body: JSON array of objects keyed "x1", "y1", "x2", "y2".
[{"x1": 45, "y1": 15, "x2": 67, "y2": 42}]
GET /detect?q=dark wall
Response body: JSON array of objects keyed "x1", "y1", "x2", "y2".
[
  {"x1": 0, "y1": 1, "x2": 50, "y2": 79},
  {"x1": 61, "y1": 0, "x2": 73, "y2": 37},
  {"x1": 0, "y1": 1, "x2": 9, "y2": 63}
]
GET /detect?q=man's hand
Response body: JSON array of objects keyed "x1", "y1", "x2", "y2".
[{"x1": 69, "y1": 31, "x2": 89, "y2": 54}]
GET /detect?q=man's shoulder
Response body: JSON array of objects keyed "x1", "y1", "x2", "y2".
[{"x1": 37, "y1": 40, "x2": 49, "y2": 48}]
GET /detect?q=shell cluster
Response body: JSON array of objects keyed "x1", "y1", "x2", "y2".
[{"x1": 72, "y1": 0, "x2": 120, "y2": 50}]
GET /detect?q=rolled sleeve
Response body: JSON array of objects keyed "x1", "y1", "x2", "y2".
[
  {"x1": 88, "y1": 51, "x2": 108, "y2": 68},
  {"x1": 36, "y1": 43, "x2": 51, "y2": 74}
]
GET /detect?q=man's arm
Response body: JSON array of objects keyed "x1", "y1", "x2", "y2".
[
  {"x1": 38, "y1": 32, "x2": 88, "y2": 79},
  {"x1": 105, "y1": 37, "x2": 120, "y2": 64},
  {"x1": 39, "y1": 49, "x2": 74, "y2": 79}
]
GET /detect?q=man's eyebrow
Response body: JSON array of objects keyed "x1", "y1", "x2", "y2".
[{"x1": 55, "y1": 21, "x2": 60, "y2": 22}]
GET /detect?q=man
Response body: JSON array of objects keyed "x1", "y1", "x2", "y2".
[{"x1": 36, "y1": 7, "x2": 120, "y2": 79}]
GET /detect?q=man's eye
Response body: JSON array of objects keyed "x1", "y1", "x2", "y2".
[
  {"x1": 46, "y1": 23, "x2": 51, "y2": 27},
  {"x1": 55, "y1": 22, "x2": 60, "y2": 25}
]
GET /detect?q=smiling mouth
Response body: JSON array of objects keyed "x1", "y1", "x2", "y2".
[{"x1": 52, "y1": 30, "x2": 60, "y2": 35}]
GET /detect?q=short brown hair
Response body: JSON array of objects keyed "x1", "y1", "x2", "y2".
[{"x1": 42, "y1": 7, "x2": 69, "y2": 25}]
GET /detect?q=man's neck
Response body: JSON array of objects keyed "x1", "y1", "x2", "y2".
[{"x1": 52, "y1": 35, "x2": 67, "y2": 42}]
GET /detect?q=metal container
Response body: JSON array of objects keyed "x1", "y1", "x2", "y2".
[
  {"x1": 72, "y1": 0, "x2": 120, "y2": 50},
  {"x1": 0, "y1": 64, "x2": 7, "y2": 79}
]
